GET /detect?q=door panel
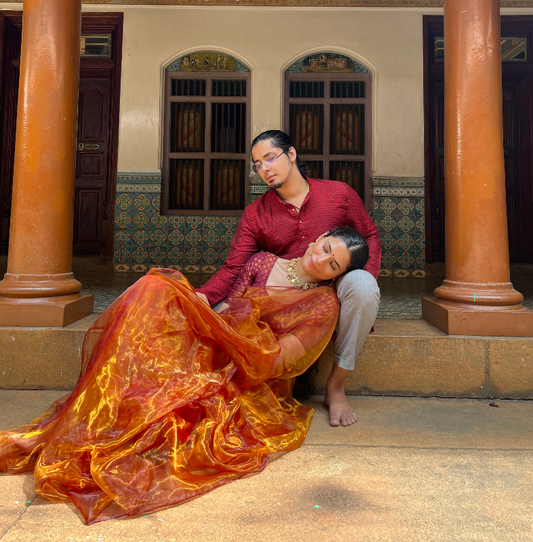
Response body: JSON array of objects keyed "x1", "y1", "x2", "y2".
[
  {"x1": 425, "y1": 16, "x2": 533, "y2": 263},
  {"x1": 502, "y1": 81, "x2": 520, "y2": 261},
  {"x1": 0, "y1": 17, "x2": 20, "y2": 255},
  {"x1": 429, "y1": 76, "x2": 525, "y2": 262},
  {"x1": 429, "y1": 79, "x2": 445, "y2": 262},
  {"x1": 0, "y1": 12, "x2": 122, "y2": 258},
  {"x1": 73, "y1": 78, "x2": 111, "y2": 254},
  {"x1": 75, "y1": 189, "x2": 101, "y2": 245}
]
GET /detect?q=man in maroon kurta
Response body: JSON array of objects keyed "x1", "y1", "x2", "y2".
[
  {"x1": 197, "y1": 131, "x2": 381, "y2": 427},
  {"x1": 198, "y1": 177, "x2": 380, "y2": 305}
]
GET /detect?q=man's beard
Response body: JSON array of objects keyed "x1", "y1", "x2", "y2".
[{"x1": 268, "y1": 179, "x2": 285, "y2": 190}]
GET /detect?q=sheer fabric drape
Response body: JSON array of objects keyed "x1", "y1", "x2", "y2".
[{"x1": 0, "y1": 269, "x2": 338, "y2": 524}]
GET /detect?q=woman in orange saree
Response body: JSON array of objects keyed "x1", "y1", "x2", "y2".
[{"x1": 0, "y1": 227, "x2": 368, "y2": 524}]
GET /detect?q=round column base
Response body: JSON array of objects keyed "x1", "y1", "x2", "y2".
[
  {"x1": 434, "y1": 279, "x2": 524, "y2": 306},
  {"x1": 0, "y1": 272, "x2": 82, "y2": 298}
]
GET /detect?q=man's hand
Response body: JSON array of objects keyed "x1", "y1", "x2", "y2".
[{"x1": 196, "y1": 292, "x2": 209, "y2": 304}]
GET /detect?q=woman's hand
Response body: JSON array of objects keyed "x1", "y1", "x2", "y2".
[
  {"x1": 196, "y1": 292, "x2": 209, "y2": 305},
  {"x1": 271, "y1": 334, "x2": 306, "y2": 379}
]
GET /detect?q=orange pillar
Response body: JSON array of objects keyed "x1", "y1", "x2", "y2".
[
  {"x1": 0, "y1": 0, "x2": 93, "y2": 327},
  {"x1": 422, "y1": 0, "x2": 533, "y2": 336}
]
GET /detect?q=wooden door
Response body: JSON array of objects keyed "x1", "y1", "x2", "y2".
[
  {"x1": 424, "y1": 16, "x2": 533, "y2": 263},
  {"x1": 74, "y1": 77, "x2": 111, "y2": 255},
  {"x1": 0, "y1": 12, "x2": 122, "y2": 258},
  {"x1": 0, "y1": 15, "x2": 21, "y2": 255},
  {"x1": 427, "y1": 75, "x2": 445, "y2": 263},
  {"x1": 505, "y1": 73, "x2": 533, "y2": 262},
  {"x1": 502, "y1": 78, "x2": 521, "y2": 262}
]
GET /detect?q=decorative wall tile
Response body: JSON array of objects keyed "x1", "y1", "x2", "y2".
[
  {"x1": 372, "y1": 176, "x2": 425, "y2": 277},
  {"x1": 115, "y1": 212, "x2": 131, "y2": 229},
  {"x1": 132, "y1": 247, "x2": 149, "y2": 263},
  {"x1": 133, "y1": 212, "x2": 150, "y2": 229},
  {"x1": 397, "y1": 198, "x2": 414, "y2": 215},
  {"x1": 203, "y1": 248, "x2": 220, "y2": 265},
  {"x1": 380, "y1": 198, "x2": 396, "y2": 214},
  {"x1": 115, "y1": 231, "x2": 131, "y2": 244},
  {"x1": 168, "y1": 247, "x2": 184, "y2": 264},
  {"x1": 117, "y1": 194, "x2": 133, "y2": 210},
  {"x1": 133, "y1": 230, "x2": 149, "y2": 245},
  {"x1": 381, "y1": 251, "x2": 397, "y2": 268},
  {"x1": 114, "y1": 172, "x2": 240, "y2": 273},
  {"x1": 397, "y1": 233, "x2": 415, "y2": 251},
  {"x1": 186, "y1": 230, "x2": 203, "y2": 245},
  {"x1": 286, "y1": 52, "x2": 371, "y2": 74},
  {"x1": 114, "y1": 173, "x2": 426, "y2": 278},
  {"x1": 150, "y1": 230, "x2": 166, "y2": 245},
  {"x1": 168, "y1": 230, "x2": 184, "y2": 245},
  {"x1": 380, "y1": 216, "x2": 396, "y2": 232},
  {"x1": 397, "y1": 216, "x2": 415, "y2": 233},
  {"x1": 166, "y1": 51, "x2": 251, "y2": 73},
  {"x1": 380, "y1": 233, "x2": 396, "y2": 251},
  {"x1": 185, "y1": 247, "x2": 202, "y2": 264},
  {"x1": 150, "y1": 247, "x2": 166, "y2": 264}
]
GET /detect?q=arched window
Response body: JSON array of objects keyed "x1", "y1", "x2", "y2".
[
  {"x1": 162, "y1": 52, "x2": 251, "y2": 215},
  {"x1": 285, "y1": 52, "x2": 372, "y2": 207}
]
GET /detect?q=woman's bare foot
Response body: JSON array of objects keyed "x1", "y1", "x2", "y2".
[{"x1": 324, "y1": 365, "x2": 357, "y2": 427}]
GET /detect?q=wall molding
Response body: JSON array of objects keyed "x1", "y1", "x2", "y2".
[
  {"x1": 71, "y1": 1, "x2": 533, "y2": 7},
  {"x1": 372, "y1": 176, "x2": 424, "y2": 197}
]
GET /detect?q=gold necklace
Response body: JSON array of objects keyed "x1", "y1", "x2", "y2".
[{"x1": 287, "y1": 258, "x2": 319, "y2": 290}]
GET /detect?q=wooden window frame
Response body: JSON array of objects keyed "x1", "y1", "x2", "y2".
[
  {"x1": 284, "y1": 72, "x2": 372, "y2": 210},
  {"x1": 162, "y1": 71, "x2": 251, "y2": 216}
]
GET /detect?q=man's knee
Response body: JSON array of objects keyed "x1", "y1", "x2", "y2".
[{"x1": 336, "y1": 269, "x2": 380, "y2": 305}]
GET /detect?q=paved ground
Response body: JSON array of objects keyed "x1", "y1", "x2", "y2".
[{"x1": 1, "y1": 392, "x2": 532, "y2": 541}]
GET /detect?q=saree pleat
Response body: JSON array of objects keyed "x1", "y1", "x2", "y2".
[{"x1": 0, "y1": 269, "x2": 338, "y2": 524}]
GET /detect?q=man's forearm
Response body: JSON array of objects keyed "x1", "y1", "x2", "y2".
[
  {"x1": 364, "y1": 231, "x2": 382, "y2": 279},
  {"x1": 196, "y1": 265, "x2": 242, "y2": 305}
]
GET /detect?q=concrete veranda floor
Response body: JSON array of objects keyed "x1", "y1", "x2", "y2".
[{"x1": 1, "y1": 392, "x2": 532, "y2": 542}]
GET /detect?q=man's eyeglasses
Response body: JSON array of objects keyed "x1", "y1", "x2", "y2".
[{"x1": 252, "y1": 151, "x2": 285, "y2": 175}]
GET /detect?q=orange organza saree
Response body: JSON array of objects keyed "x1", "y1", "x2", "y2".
[{"x1": 0, "y1": 268, "x2": 338, "y2": 524}]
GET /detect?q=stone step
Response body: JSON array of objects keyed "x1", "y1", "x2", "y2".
[
  {"x1": 315, "y1": 319, "x2": 533, "y2": 399},
  {"x1": 0, "y1": 316, "x2": 531, "y2": 398}
]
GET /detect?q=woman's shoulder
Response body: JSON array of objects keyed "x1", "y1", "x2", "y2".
[
  {"x1": 244, "y1": 253, "x2": 278, "y2": 282},
  {"x1": 249, "y1": 252, "x2": 277, "y2": 262}
]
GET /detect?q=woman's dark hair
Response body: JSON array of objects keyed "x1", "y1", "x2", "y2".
[
  {"x1": 293, "y1": 226, "x2": 369, "y2": 400},
  {"x1": 327, "y1": 226, "x2": 369, "y2": 273},
  {"x1": 251, "y1": 130, "x2": 308, "y2": 175}
]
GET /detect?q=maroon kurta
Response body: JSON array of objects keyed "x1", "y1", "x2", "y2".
[{"x1": 198, "y1": 177, "x2": 381, "y2": 305}]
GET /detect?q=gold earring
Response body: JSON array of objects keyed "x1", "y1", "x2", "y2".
[{"x1": 308, "y1": 242, "x2": 313, "y2": 247}]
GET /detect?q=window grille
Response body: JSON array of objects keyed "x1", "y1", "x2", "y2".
[
  {"x1": 285, "y1": 72, "x2": 371, "y2": 206},
  {"x1": 163, "y1": 73, "x2": 250, "y2": 215}
]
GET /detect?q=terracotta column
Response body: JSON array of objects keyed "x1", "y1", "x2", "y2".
[
  {"x1": 422, "y1": 0, "x2": 533, "y2": 336},
  {"x1": 0, "y1": 0, "x2": 93, "y2": 327}
]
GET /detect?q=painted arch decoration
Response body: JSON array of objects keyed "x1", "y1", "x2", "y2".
[
  {"x1": 286, "y1": 52, "x2": 370, "y2": 74},
  {"x1": 166, "y1": 51, "x2": 251, "y2": 72}
]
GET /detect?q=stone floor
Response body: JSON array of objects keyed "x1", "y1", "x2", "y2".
[
  {"x1": 1, "y1": 392, "x2": 532, "y2": 541},
  {"x1": 1, "y1": 256, "x2": 532, "y2": 318},
  {"x1": 75, "y1": 258, "x2": 533, "y2": 318}
]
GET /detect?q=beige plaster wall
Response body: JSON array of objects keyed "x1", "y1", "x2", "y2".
[
  {"x1": 1, "y1": 4, "x2": 440, "y2": 177},
  {"x1": 79, "y1": 5, "x2": 438, "y2": 177},
  {"x1": 115, "y1": 6, "x2": 433, "y2": 177},
  {"x1": 2, "y1": 4, "x2": 533, "y2": 177}
]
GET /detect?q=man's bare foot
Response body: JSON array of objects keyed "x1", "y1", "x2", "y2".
[{"x1": 324, "y1": 380, "x2": 357, "y2": 427}]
